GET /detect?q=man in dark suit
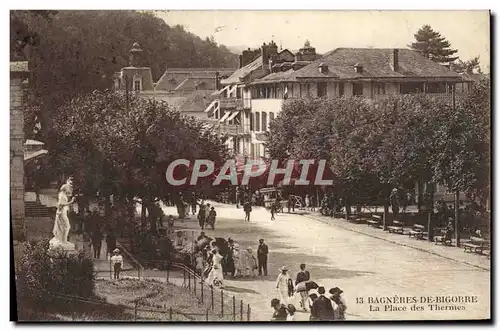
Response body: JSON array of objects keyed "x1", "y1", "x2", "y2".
[
  {"x1": 310, "y1": 286, "x2": 335, "y2": 321},
  {"x1": 257, "y1": 238, "x2": 269, "y2": 276}
]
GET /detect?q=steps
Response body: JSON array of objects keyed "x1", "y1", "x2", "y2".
[{"x1": 25, "y1": 201, "x2": 50, "y2": 217}]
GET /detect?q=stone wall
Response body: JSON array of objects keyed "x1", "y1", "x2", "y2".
[{"x1": 10, "y1": 62, "x2": 28, "y2": 241}]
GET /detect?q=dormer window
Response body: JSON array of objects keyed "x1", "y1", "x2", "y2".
[
  {"x1": 318, "y1": 63, "x2": 328, "y2": 74},
  {"x1": 354, "y1": 63, "x2": 363, "y2": 73},
  {"x1": 133, "y1": 73, "x2": 142, "y2": 91}
]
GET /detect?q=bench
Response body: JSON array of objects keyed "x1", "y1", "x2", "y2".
[
  {"x1": 434, "y1": 235, "x2": 452, "y2": 246},
  {"x1": 387, "y1": 220, "x2": 404, "y2": 234},
  {"x1": 347, "y1": 214, "x2": 366, "y2": 224},
  {"x1": 367, "y1": 215, "x2": 382, "y2": 228},
  {"x1": 463, "y1": 236, "x2": 490, "y2": 255},
  {"x1": 408, "y1": 224, "x2": 426, "y2": 240}
]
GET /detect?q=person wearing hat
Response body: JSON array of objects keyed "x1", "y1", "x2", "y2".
[
  {"x1": 276, "y1": 266, "x2": 291, "y2": 305},
  {"x1": 110, "y1": 248, "x2": 123, "y2": 280},
  {"x1": 257, "y1": 239, "x2": 269, "y2": 276},
  {"x1": 310, "y1": 286, "x2": 335, "y2": 321},
  {"x1": 295, "y1": 263, "x2": 311, "y2": 311},
  {"x1": 243, "y1": 247, "x2": 258, "y2": 277},
  {"x1": 205, "y1": 248, "x2": 224, "y2": 288},
  {"x1": 232, "y1": 243, "x2": 242, "y2": 278},
  {"x1": 329, "y1": 287, "x2": 347, "y2": 320},
  {"x1": 270, "y1": 298, "x2": 288, "y2": 321}
]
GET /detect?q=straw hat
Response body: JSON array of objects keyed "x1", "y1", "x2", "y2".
[
  {"x1": 279, "y1": 266, "x2": 289, "y2": 272},
  {"x1": 113, "y1": 248, "x2": 120, "y2": 253}
]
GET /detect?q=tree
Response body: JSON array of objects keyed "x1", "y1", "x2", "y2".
[
  {"x1": 13, "y1": 10, "x2": 238, "y2": 148},
  {"x1": 53, "y1": 91, "x2": 230, "y2": 229},
  {"x1": 409, "y1": 25, "x2": 458, "y2": 64},
  {"x1": 454, "y1": 56, "x2": 481, "y2": 74}
]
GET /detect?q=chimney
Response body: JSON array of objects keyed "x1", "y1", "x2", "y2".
[
  {"x1": 261, "y1": 41, "x2": 278, "y2": 66},
  {"x1": 238, "y1": 55, "x2": 243, "y2": 68},
  {"x1": 215, "y1": 71, "x2": 220, "y2": 90},
  {"x1": 390, "y1": 49, "x2": 399, "y2": 72}
]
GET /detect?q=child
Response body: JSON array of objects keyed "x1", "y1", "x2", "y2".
[
  {"x1": 195, "y1": 252, "x2": 205, "y2": 278},
  {"x1": 208, "y1": 207, "x2": 217, "y2": 230},
  {"x1": 286, "y1": 304, "x2": 297, "y2": 321},
  {"x1": 110, "y1": 248, "x2": 123, "y2": 279}
]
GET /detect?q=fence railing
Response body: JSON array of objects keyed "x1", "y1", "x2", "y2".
[{"x1": 95, "y1": 247, "x2": 252, "y2": 321}]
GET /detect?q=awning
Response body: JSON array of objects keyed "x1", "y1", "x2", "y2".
[
  {"x1": 227, "y1": 111, "x2": 240, "y2": 122},
  {"x1": 24, "y1": 149, "x2": 48, "y2": 164},
  {"x1": 219, "y1": 111, "x2": 232, "y2": 122}
]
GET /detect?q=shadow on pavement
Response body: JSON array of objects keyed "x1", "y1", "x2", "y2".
[{"x1": 222, "y1": 285, "x2": 260, "y2": 295}]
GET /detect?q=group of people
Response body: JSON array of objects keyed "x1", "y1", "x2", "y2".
[
  {"x1": 193, "y1": 236, "x2": 270, "y2": 289},
  {"x1": 270, "y1": 264, "x2": 347, "y2": 321}
]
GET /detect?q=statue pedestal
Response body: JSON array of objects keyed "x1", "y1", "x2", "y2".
[{"x1": 48, "y1": 237, "x2": 77, "y2": 255}]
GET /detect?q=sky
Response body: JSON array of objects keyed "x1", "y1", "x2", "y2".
[{"x1": 156, "y1": 10, "x2": 490, "y2": 72}]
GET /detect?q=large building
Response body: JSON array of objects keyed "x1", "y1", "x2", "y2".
[
  {"x1": 208, "y1": 43, "x2": 473, "y2": 160},
  {"x1": 113, "y1": 42, "x2": 235, "y2": 119}
]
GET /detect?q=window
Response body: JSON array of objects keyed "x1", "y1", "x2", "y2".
[
  {"x1": 255, "y1": 112, "x2": 261, "y2": 131},
  {"x1": 306, "y1": 84, "x2": 311, "y2": 96},
  {"x1": 250, "y1": 143, "x2": 255, "y2": 158},
  {"x1": 134, "y1": 80, "x2": 141, "y2": 91},
  {"x1": 270, "y1": 112, "x2": 275, "y2": 123},
  {"x1": 425, "y1": 82, "x2": 447, "y2": 93},
  {"x1": 133, "y1": 74, "x2": 142, "y2": 92},
  {"x1": 249, "y1": 112, "x2": 254, "y2": 131},
  {"x1": 262, "y1": 112, "x2": 268, "y2": 131},
  {"x1": 400, "y1": 82, "x2": 424, "y2": 94},
  {"x1": 317, "y1": 82, "x2": 327, "y2": 97},
  {"x1": 353, "y1": 83, "x2": 363, "y2": 96},
  {"x1": 339, "y1": 83, "x2": 345, "y2": 96},
  {"x1": 374, "y1": 83, "x2": 386, "y2": 95}
]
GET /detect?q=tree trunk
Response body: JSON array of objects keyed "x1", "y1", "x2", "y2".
[
  {"x1": 140, "y1": 198, "x2": 147, "y2": 228},
  {"x1": 454, "y1": 190, "x2": 460, "y2": 247},
  {"x1": 147, "y1": 200, "x2": 157, "y2": 234},
  {"x1": 383, "y1": 202, "x2": 389, "y2": 230},
  {"x1": 417, "y1": 179, "x2": 424, "y2": 213},
  {"x1": 427, "y1": 212, "x2": 433, "y2": 242}
]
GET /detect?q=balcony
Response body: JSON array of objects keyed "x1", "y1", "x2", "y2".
[
  {"x1": 204, "y1": 119, "x2": 250, "y2": 136},
  {"x1": 219, "y1": 98, "x2": 251, "y2": 110},
  {"x1": 217, "y1": 123, "x2": 250, "y2": 136}
]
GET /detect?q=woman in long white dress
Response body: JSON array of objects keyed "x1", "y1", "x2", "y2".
[
  {"x1": 276, "y1": 266, "x2": 291, "y2": 305},
  {"x1": 232, "y1": 243, "x2": 242, "y2": 277},
  {"x1": 206, "y1": 249, "x2": 224, "y2": 288}
]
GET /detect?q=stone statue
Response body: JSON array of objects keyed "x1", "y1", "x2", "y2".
[{"x1": 49, "y1": 177, "x2": 76, "y2": 251}]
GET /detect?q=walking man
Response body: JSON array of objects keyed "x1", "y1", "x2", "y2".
[
  {"x1": 244, "y1": 200, "x2": 252, "y2": 222},
  {"x1": 91, "y1": 226, "x2": 102, "y2": 259},
  {"x1": 257, "y1": 238, "x2": 269, "y2": 276},
  {"x1": 198, "y1": 203, "x2": 207, "y2": 230}
]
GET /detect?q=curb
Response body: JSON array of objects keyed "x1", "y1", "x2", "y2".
[{"x1": 303, "y1": 213, "x2": 490, "y2": 272}]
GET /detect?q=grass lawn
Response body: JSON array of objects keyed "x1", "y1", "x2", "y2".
[{"x1": 94, "y1": 278, "x2": 232, "y2": 321}]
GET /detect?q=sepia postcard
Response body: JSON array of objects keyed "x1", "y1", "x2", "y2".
[{"x1": 10, "y1": 10, "x2": 491, "y2": 322}]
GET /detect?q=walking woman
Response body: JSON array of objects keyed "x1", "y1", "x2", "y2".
[
  {"x1": 276, "y1": 266, "x2": 291, "y2": 305},
  {"x1": 206, "y1": 249, "x2": 224, "y2": 288}
]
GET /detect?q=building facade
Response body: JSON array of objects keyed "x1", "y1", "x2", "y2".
[
  {"x1": 231, "y1": 47, "x2": 469, "y2": 159},
  {"x1": 10, "y1": 61, "x2": 29, "y2": 240}
]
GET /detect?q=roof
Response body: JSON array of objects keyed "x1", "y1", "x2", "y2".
[
  {"x1": 24, "y1": 149, "x2": 48, "y2": 162},
  {"x1": 156, "y1": 68, "x2": 236, "y2": 91},
  {"x1": 10, "y1": 61, "x2": 29, "y2": 72},
  {"x1": 291, "y1": 48, "x2": 462, "y2": 80},
  {"x1": 460, "y1": 71, "x2": 486, "y2": 82},
  {"x1": 254, "y1": 68, "x2": 297, "y2": 83},
  {"x1": 173, "y1": 77, "x2": 218, "y2": 92},
  {"x1": 25, "y1": 140, "x2": 45, "y2": 146},
  {"x1": 221, "y1": 56, "x2": 263, "y2": 85}
]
